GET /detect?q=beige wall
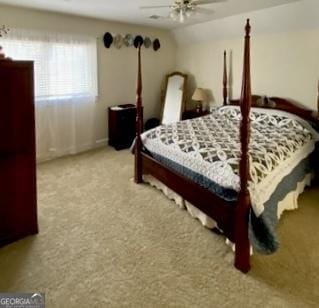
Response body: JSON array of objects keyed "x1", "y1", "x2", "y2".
[
  {"x1": 174, "y1": 30, "x2": 319, "y2": 111},
  {"x1": 0, "y1": 4, "x2": 176, "y2": 143},
  {"x1": 172, "y1": 0, "x2": 319, "y2": 111},
  {"x1": 1, "y1": 0, "x2": 319, "y2": 142}
]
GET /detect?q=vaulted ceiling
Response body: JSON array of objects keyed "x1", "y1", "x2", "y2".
[{"x1": 0, "y1": 0, "x2": 300, "y2": 29}]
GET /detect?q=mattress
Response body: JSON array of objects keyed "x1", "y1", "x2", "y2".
[{"x1": 141, "y1": 106, "x2": 319, "y2": 253}]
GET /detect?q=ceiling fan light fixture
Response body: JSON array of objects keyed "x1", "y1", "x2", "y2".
[
  {"x1": 185, "y1": 9, "x2": 194, "y2": 18},
  {"x1": 169, "y1": 9, "x2": 179, "y2": 20},
  {"x1": 140, "y1": 0, "x2": 222, "y2": 23},
  {"x1": 179, "y1": 10, "x2": 185, "y2": 23}
]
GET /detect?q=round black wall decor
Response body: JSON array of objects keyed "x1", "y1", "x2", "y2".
[
  {"x1": 134, "y1": 35, "x2": 144, "y2": 48},
  {"x1": 103, "y1": 32, "x2": 113, "y2": 48},
  {"x1": 153, "y1": 39, "x2": 161, "y2": 51}
]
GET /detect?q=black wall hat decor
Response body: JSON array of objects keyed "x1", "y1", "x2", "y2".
[
  {"x1": 103, "y1": 32, "x2": 113, "y2": 48},
  {"x1": 134, "y1": 35, "x2": 144, "y2": 48},
  {"x1": 153, "y1": 39, "x2": 161, "y2": 51},
  {"x1": 102, "y1": 32, "x2": 160, "y2": 51}
]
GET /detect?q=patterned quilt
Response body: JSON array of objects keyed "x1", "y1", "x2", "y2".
[{"x1": 141, "y1": 106, "x2": 319, "y2": 253}]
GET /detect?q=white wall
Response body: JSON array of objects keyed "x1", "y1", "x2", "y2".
[
  {"x1": 0, "y1": 4, "x2": 176, "y2": 143},
  {"x1": 172, "y1": 0, "x2": 319, "y2": 111}
]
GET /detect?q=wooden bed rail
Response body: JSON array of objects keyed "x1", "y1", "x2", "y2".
[
  {"x1": 234, "y1": 19, "x2": 252, "y2": 273},
  {"x1": 134, "y1": 44, "x2": 143, "y2": 183},
  {"x1": 223, "y1": 50, "x2": 228, "y2": 105}
]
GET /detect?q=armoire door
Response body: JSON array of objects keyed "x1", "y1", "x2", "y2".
[{"x1": 0, "y1": 60, "x2": 38, "y2": 246}]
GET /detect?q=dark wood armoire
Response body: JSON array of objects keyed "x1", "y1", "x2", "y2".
[{"x1": 0, "y1": 60, "x2": 38, "y2": 247}]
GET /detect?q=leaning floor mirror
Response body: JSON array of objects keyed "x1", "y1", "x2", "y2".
[{"x1": 161, "y1": 72, "x2": 187, "y2": 124}]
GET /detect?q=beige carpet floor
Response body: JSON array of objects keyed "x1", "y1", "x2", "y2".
[{"x1": 0, "y1": 147, "x2": 318, "y2": 307}]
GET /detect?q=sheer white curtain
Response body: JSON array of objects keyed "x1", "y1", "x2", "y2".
[{"x1": 2, "y1": 29, "x2": 99, "y2": 162}]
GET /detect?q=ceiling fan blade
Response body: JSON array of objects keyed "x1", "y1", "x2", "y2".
[
  {"x1": 193, "y1": 0, "x2": 226, "y2": 5},
  {"x1": 140, "y1": 5, "x2": 171, "y2": 9},
  {"x1": 149, "y1": 14, "x2": 170, "y2": 20},
  {"x1": 195, "y1": 7, "x2": 215, "y2": 14}
]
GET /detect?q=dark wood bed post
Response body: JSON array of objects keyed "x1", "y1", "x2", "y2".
[
  {"x1": 134, "y1": 45, "x2": 143, "y2": 183},
  {"x1": 223, "y1": 50, "x2": 228, "y2": 105},
  {"x1": 234, "y1": 19, "x2": 252, "y2": 273},
  {"x1": 317, "y1": 80, "x2": 319, "y2": 118}
]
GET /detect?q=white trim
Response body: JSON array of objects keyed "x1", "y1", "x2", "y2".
[{"x1": 37, "y1": 138, "x2": 108, "y2": 164}]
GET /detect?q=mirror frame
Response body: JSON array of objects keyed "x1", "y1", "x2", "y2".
[{"x1": 161, "y1": 71, "x2": 188, "y2": 123}]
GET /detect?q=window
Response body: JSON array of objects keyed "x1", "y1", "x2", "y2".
[{"x1": 2, "y1": 29, "x2": 98, "y2": 100}]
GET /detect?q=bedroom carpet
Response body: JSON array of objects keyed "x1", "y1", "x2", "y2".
[{"x1": 0, "y1": 147, "x2": 318, "y2": 307}]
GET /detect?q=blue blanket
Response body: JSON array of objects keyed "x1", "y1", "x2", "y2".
[
  {"x1": 140, "y1": 107, "x2": 319, "y2": 254},
  {"x1": 150, "y1": 150, "x2": 316, "y2": 254}
]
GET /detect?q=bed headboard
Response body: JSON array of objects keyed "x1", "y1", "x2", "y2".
[
  {"x1": 228, "y1": 95, "x2": 319, "y2": 126},
  {"x1": 223, "y1": 51, "x2": 319, "y2": 125}
]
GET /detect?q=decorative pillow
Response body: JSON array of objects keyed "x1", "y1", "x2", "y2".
[{"x1": 256, "y1": 97, "x2": 265, "y2": 107}]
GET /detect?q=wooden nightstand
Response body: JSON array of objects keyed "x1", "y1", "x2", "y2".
[
  {"x1": 108, "y1": 104, "x2": 139, "y2": 150},
  {"x1": 182, "y1": 109, "x2": 210, "y2": 120}
]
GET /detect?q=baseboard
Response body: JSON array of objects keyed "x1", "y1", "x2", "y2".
[
  {"x1": 37, "y1": 138, "x2": 109, "y2": 163},
  {"x1": 95, "y1": 138, "x2": 108, "y2": 147}
]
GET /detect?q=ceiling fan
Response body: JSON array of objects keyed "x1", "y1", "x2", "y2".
[{"x1": 140, "y1": 0, "x2": 226, "y2": 23}]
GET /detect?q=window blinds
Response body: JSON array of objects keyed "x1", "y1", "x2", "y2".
[{"x1": 2, "y1": 29, "x2": 98, "y2": 100}]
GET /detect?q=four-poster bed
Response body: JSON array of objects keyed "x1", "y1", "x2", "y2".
[{"x1": 134, "y1": 20, "x2": 319, "y2": 273}]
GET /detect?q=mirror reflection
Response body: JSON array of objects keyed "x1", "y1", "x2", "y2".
[{"x1": 162, "y1": 72, "x2": 187, "y2": 124}]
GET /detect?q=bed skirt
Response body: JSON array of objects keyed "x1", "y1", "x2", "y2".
[{"x1": 143, "y1": 173, "x2": 313, "y2": 253}]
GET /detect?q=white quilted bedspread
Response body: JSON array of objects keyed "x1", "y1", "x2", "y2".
[{"x1": 142, "y1": 106, "x2": 319, "y2": 217}]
